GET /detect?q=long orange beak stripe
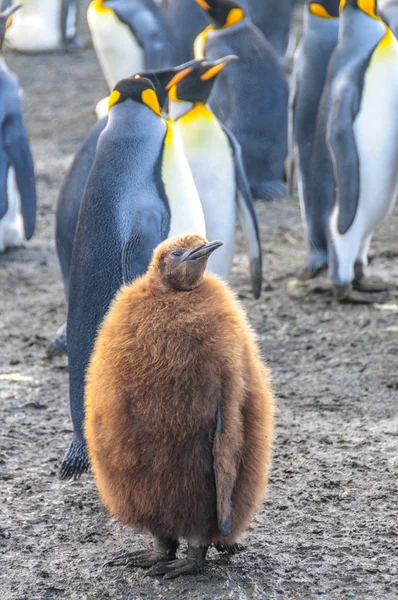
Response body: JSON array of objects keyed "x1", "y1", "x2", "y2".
[
  {"x1": 166, "y1": 67, "x2": 193, "y2": 91},
  {"x1": 195, "y1": 0, "x2": 211, "y2": 11}
]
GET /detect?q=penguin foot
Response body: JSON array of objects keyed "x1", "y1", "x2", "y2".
[
  {"x1": 214, "y1": 542, "x2": 244, "y2": 555},
  {"x1": 146, "y1": 544, "x2": 207, "y2": 580},
  {"x1": 62, "y1": 37, "x2": 84, "y2": 52},
  {"x1": 59, "y1": 438, "x2": 89, "y2": 480},
  {"x1": 46, "y1": 322, "x2": 67, "y2": 359},
  {"x1": 252, "y1": 180, "x2": 287, "y2": 202},
  {"x1": 353, "y1": 277, "x2": 395, "y2": 294},
  {"x1": 334, "y1": 284, "x2": 375, "y2": 305},
  {"x1": 300, "y1": 251, "x2": 328, "y2": 280}
]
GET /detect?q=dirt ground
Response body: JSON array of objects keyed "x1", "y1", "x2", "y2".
[{"x1": 1, "y1": 5, "x2": 398, "y2": 600}]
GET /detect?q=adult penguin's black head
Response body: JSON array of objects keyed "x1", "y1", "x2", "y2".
[
  {"x1": 166, "y1": 55, "x2": 237, "y2": 104},
  {"x1": 133, "y1": 60, "x2": 205, "y2": 109},
  {"x1": 308, "y1": 0, "x2": 340, "y2": 18},
  {"x1": 0, "y1": 4, "x2": 21, "y2": 49},
  {"x1": 194, "y1": 0, "x2": 246, "y2": 29},
  {"x1": 108, "y1": 77, "x2": 162, "y2": 116}
]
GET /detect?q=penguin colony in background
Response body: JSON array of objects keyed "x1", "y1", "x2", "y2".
[{"x1": 2, "y1": 0, "x2": 398, "y2": 580}]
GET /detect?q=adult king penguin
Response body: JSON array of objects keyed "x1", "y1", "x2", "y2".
[
  {"x1": 87, "y1": 0, "x2": 173, "y2": 91},
  {"x1": 289, "y1": 0, "x2": 339, "y2": 277},
  {"x1": 167, "y1": 57, "x2": 263, "y2": 297},
  {"x1": 160, "y1": 0, "x2": 209, "y2": 63},
  {"x1": 379, "y1": 0, "x2": 398, "y2": 37},
  {"x1": 193, "y1": 0, "x2": 289, "y2": 201},
  {"x1": 85, "y1": 234, "x2": 274, "y2": 578},
  {"x1": 5, "y1": 0, "x2": 79, "y2": 52},
  {"x1": 0, "y1": 5, "x2": 36, "y2": 253},
  {"x1": 243, "y1": 0, "x2": 296, "y2": 59},
  {"x1": 61, "y1": 77, "x2": 205, "y2": 479},
  {"x1": 325, "y1": 0, "x2": 398, "y2": 299}
]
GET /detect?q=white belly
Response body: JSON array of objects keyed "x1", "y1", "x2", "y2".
[
  {"x1": 0, "y1": 168, "x2": 24, "y2": 253},
  {"x1": 6, "y1": 0, "x2": 63, "y2": 52},
  {"x1": 161, "y1": 123, "x2": 206, "y2": 240},
  {"x1": 87, "y1": 6, "x2": 145, "y2": 91},
  {"x1": 353, "y1": 33, "x2": 398, "y2": 237},
  {"x1": 175, "y1": 112, "x2": 236, "y2": 280}
]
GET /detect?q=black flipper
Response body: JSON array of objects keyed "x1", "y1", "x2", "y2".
[
  {"x1": 287, "y1": 72, "x2": 298, "y2": 196},
  {"x1": 122, "y1": 212, "x2": 165, "y2": 284},
  {"x1": 221, "y1": 124, "x2": 263, "y2": 298},
  {"x1": 326, "y1": 83, "x2": 361, "y2": 235},
  {"x1": 0, "y1": 138, "x2": 9, "y2": 220},
  {"x1": 3, "y1": 114, "x2": 36, "y2": 239}
]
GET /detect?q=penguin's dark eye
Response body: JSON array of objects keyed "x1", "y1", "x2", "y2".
[{"x1": 171, "y1": 250, "x2": 183, "y2": 257}]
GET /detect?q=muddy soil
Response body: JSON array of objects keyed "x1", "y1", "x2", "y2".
[{"x1": 1, "y1": 5, "x2": 398, "y2": 600}]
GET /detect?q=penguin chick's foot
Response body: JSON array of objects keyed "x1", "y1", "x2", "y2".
[
  {"x1": 146, "y1": 544, "x2": 208, "y2": 580},
  {"x1": 252, "y1": 180, "x2": 287, "y2": 202},
  {"x1": 59, "y1": 438, "x2": 89, "y2": 480},
  {"x1": 107, "y1": 538, "x2": 178, "y2": 568},
  {"x1": 46, "y1": 322, "x2": 67, "y2": 359},
  {"x1": 334, "y1": 284, "x2": 375, "y2": 305},
  {"x1": 214, "y1": 542, "x2": 244, "y2": 555}
]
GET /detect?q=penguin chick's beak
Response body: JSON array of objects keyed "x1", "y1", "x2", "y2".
[
  {"x1": 201, "y1": 55, "x2": 238, "y2": 80},
  {"x1": 195, "y1": 0, "x2": 210, "y2": 10},
  {"x1": 183, "y1": 241, "x2": 223, "y2": 262}
]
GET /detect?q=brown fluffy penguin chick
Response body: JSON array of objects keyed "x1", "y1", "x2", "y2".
[{"x1": 84, "y1": 234, "x2": 275, "y2": 580}]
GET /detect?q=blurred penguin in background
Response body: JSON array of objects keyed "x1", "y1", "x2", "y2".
[
  {"x1": 161, "y1": 0, "x2": 209, "y2": 62},
  {"x1": 311, "y1": 0, "x2": 398, "y2": 301},
  {"x1": 4, "y1": 0, "x2": 80, "y2": 52},
  {"x1": 289, "y1": 0, "x2": 339, "y2": 277},
  {"x1": 243, "y1": 0, "x2": 296, "y2": 59},
  {"x1": 0, "y1": 5, "x2": 36, "y2": 253},
  {"x1": 167, "y1": 57, "x2": 263, "y2": 297},
  {"x1": 194, "y1": 0, "x2": 289, "y2": 201},
  {"x1": 87, "y1": 0, "x2": 173, "y2": 90},
  {"x1": 379, "y1": 0, "x2": 398, "y2": 36}
]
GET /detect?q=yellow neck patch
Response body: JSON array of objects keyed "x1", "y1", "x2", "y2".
[
  {"x1": 309, "y1": 3, "x2": 334, "y2": 18},
  {"x1": 168, "y1": 85, "x2": 180, "y2": 103},
  {"x1": 180, "y1": 102, "x2": 213, "y2": 124},
  {"x1": 194, "y1": 25, "x2": 213, "y2": 59},
  {"x1": 379, "y1": 27, "x2": 395, "y2": 50},
  {"x1": 108, "y1": 90, "x2": 121, "y2": 110},
  {"x1": 225, "y1": 8, "x2": 245, "y2": 28},
  {"x1": 340, "y1": 0, "x2": 378, "y2": 18},
  {"x1": 90, "y1": 0, "x2": 111, "y2": 14},
  {"x1": 142, "y1": 88, "x2": 162, "y2": 117}
]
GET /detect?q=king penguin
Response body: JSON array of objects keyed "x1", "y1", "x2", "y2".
[
  {"x1": 289, "y1": 0, "x2": 340, "y2": 277},
  {"x1": 61, "y1": 77, "x2": 205, "y2": 479},
  {"x1": 193, "y1": 0, "x2": 289, "y2": 201},
  {"x1": 5, "y1": 0, "x2": 79, "y2": 52},
  {"x1": 47, "y1": 61, "x2": 202, "y2": 359},
  {"x1": 167, "y1": 57, "x2": 263, "y2": 298},
  {"x1": 87, "y1": 0, "x2": 173, "y2": 91},
  {"x1": 323, "y1": 0, "x2": 398, "y2": 300},
  {"x1": 243, "y1": 0, "x2": 296, "y2": 59},
  {"x1": 379, "y1": 0, "x2": 398, "y2": 36},
  {"x1": 161, "y1": 0, "x2": 209, "y2": 63},
  {"x1": 0, "y1": 5, "x2": 36, "y2": 253}
]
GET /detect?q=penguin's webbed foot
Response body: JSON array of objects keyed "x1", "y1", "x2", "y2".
[
  {"x1": 334, "y1": 284, "x2": 375, "y2": 305},
  {"x1": 353, "y1": 277, "x2": 395, "y2": 294},
  {"x1": 300, "y1": 251, "x2": 328, "y2": 280},
  {"x1": 252, "y1": 180, "x2": 287, "y2": 202},
  {"x1": 146, "y1": 544, "x2": 207, "y2": 580},
  {"x1": 107, "y1": 538, "x2": 178, "y2": 569},
  {"x1": 46, "y1": 322, "x2": 67, "y2": 359},
  {"x1": 59, "y1": 438, "x2": 89, "y2": 480}
]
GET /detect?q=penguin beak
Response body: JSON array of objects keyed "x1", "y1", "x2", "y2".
[
  {"x1": 200, "y1": 55, "x2": 238, "y2": 81},
  {"x1": 183, "y1": 241, "x2": 223, "y2": 262},
  {"x1": 195, "y1": 0, "x2": 211, "y2": 10}
]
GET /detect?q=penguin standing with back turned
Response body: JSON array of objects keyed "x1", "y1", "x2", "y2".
[
  {"x1": 0, "y1": 4, "x2": 36, "y2": 253},
  {"x1": 85, "y1": 233, "x2": 275, "y2": 579},
  {"x1": 166, "y1": 56, "x2": 263, "y2": 297},
  {"x1": 61, "y1": 77, "x2": 205, "y2": 478},
  {"x1": 194, "y1": 0, "x2": 289, "y2": 201},
  {"x1": 289, "y1": 0, "x2": 340, "y2": 277},
  {"x1": 325, "y1": 0, "x2": 398, "y2": 300}
]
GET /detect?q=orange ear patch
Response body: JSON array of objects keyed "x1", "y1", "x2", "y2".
[
  {"x1": 108, "y1": 90, "x2": 121, "y2": 110},
  {"x1": 141, "y1": 89, "x2": 162, "y2": 117}
]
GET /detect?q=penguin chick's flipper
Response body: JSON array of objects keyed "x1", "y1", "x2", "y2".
[
  {"x1": 146, "y1": 544, "x2": 208, "y2": 580},
  {"x1": 59, "y1": 437, "x2": 89, "y2": 479},
  {"x1": 221, "y1": 124, "x2": 263, "y2": 299},
  {"x1": 251, "y1": 180, "x2": 288, "y2": 202},
  {"x1": 3, "y1": 115, "x2": 36, "y2": 239},
  {"x1": 107, "y1": 538, "x2": 178, "y2": 568},
  {"x1": 213, "y1": 397, "x2": 240, "y2": 537},
  {"x1": 47, "y1": 322, "x2": 68, "y2": 359},
  {"x1": 326, "y1": 84, "x2": 360, "y2": 235},
  {"x1": 109, "y1": 1, "x2": 171, "y2": 70}
]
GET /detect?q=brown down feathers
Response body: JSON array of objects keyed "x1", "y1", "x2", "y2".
[{"x1": 85, "y1": 234, "x2": 275, "y2": 545}]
